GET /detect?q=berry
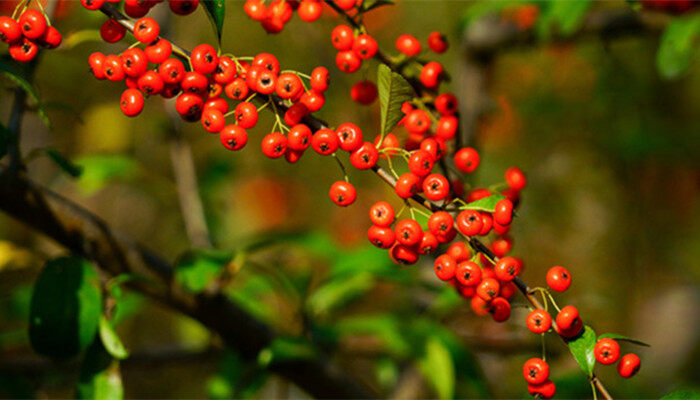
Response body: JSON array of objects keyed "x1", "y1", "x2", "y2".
[
  {"x1": 457, "y1": 209, "x2": 483, "y2": 236},
  {"x1": 617, "y1": 354, "x2": 641, "y2": 378},
  {"x1": 434, "y1": 254, "x2": 457, "y2": 281},
  {"x1": 121, "y1": 48, "x2": 148, "y2": 78},
  {"x1": 175, "y1": 93, "x2": 204, "y2": 121},
  {"x1": 407, "y1": 150, "x2": 434, "y2": 177},
  {"x1": 546, "y1": 266, "x2": 571, "y2": 292},
  {"x1": 505, "y1": 166, "x2": 527, "y2": 191},
  {"x1": 435, "y1": 115, "x2": 458, "y2": 140},
  {"x1": 310, "y1": 66, "x2": 330, "y2": 92},
  {"x1": 490, "y1": 297, "x2": 511, "y2": 322},
  {"x1": 334, "y1": 0, "x2": 356, "y2": 10},
  {"x1": 422, "y1": 173, "x2": 449, "y2": 201},
  {"x1": 395, "y1": 219, "x2": 423, "y2": 247},
  {"x1": 300, "y1": 90, "x2": 325, "y2": 112},
  {"x1": 331, "y1": 24, "x2": 354, "y2": 50},
  {"x1": 420, "y1": 61, "x2": 443, "y2": 88},
  {"x1": 311, "y1": 128, "x2": 339, "y2": 155},
  {"x1": 336, "y1": 50, "x2": 361, "y2": 73},
  {"x1": 470, "y1": 296, "x2": 491, "y2": 316},
  {"x1": 261, "y1": 132, "x2": 288, "y2": 158},
  {"x1": 527, "y1": 380, "x2": 556, "y2": 399},
  {"x1": 428, "y1": 211, "x2": 454, "y2": 239},
  {"x1": 454, "y1": 147, "x2": 479, "y2": 173},
  {"x1": 40, "y1": 26, "x2": 62, "y2": 49},
  {"x1": 352, "y1": 34, "x2": 378, "y2": 59},
  {"x1": 493, "y1": 199, "x2": 514, "y2": 226},
  {"x1": 120, "y1": 88, "x2": 144, "y2": 117},
  {"x1": 394, "y1": 172, "x2": 421, "y2": 199},
  {"x1": 427, "y1": 31, "x2": 448, "y2": 53},
  {"x1": 191, "y1": 43, "x2": 219, "y2": 75},
  {"x1": 81, "y1": 0, "x2": 106, "y2": 10},
  {"x1": 159, "y1": 58, "x2": 185, "y2": 84},
  {"x1": 100, "y1": 18, "x2": 125, "y2": 43},
  {"x1": 276, "y1": 73, "x2": 304, "y2": 99},
  {"x1": 287, "y1": 124, "x2": 312, "y2": 151},
  {"x1": 350, "y1": 81, "x2": 377, "y2": 105},
  {"x1": 418, "y1": 231, "x2": 438, "y2": 254},
  {"x1": 225, "y1": 78, "x2": 249, "y2": 101},
  {"x1": 455, "y1": 261, "x2": 482, "y2": 286},
  {"x1": 476, "y1": 278, "x2": 500, "y2": 302},
  {"x1": 556, "y1": 314, "x2": 583, "y2": 339},
  {"x1": 220, "y1": 125, "x2": 248, "y2": 151},
  {"x1": 526, "y1": 309, "x2": 552, "y2": 334},
  {"x1": 103, "y1": 54, "x2": 125, "y2": 82},
  {"x1": 145, "y1": 39, "x2": 172, "y2": 64},
  {"x1": 0, "y1": 16, "x2": 21, "y2": 44},
  {"x1": 88, "y1": 53, "x2": 106, "y2": 80},
  {"x1": 369, "y1": 201, "x2": 394, "y2": 227},
  {"x1": 136, "y1": 71, "x2": 165, "y2": 95},
  {"x1": 390, "y1": 243, "x2": 419, "y2": 265},
  {"x1": 169, "y1": 0, "x2": 199, "y2": 15},
  {"x1": 336, "y1": 123, "x2": 363, "y2": 152},
  {"x1": 234, "y1": 102, "x2": 258, "y2": 129},
  {"x1": 494, "y1": 256, "x2": 521, "y2": 282},
  {"x1": 350, "y1": 142, "x2": 379, "y2": 169},
  {"x1": 523, "y1": 358, "x2": 549, "y2": 385},
  {"x1": 404, "y1": 109, "x2": 431, "y2": 134},
  {"x1": 395, "y1": 34, "x2": 421, "y2": 56},
  {"x1": 594, "y1": 338, "x2": 621, "y2": 365},
  {"x1": 298, "y1": 0, "x2": 322, "y2": 22},
  {"x1": 213, "y1": 56, "x2": 237, "y2": 84},
  {"x1": 181, "y1": 71, "x2": 208, "y2": 95},
  {"x1": 244, "y1": 0, "x2": 267, "y2": 20},
  {"x1": 9, "y1": 38, "x2": 38, "y2": 62},
  {"x1": 435, "y1": 93, "x2": 458, "y2": 115},
  {"x1": 367, "y1": 225, "x2": 396, "y2": 249},
  {"x1": 556, "y1": 305, "x2": 580, "y2": 331},
  {"x1": 19, "y1": 9, "x2": 47, "y2": 40},
  {"x1": 252, "y1": 52, "x2": 280, "y2": 75},
  {"x1": 329, "y1": 181, "x2": 356, "y2": 207},
  {"x1": 420, "y1": 137, "x2": 445, "y2": 161},
  {"x1": 201, "y1": 108, "x2": 226, "y2": 133},
  {"x1": 133, "y1": 17, "x2": 159, "y2": 44}
]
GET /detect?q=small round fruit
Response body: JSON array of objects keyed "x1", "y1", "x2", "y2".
[
  {"x1": 617, "y1": 354, "x2": 641, "y2": 378},
  {"x1": 546, "y1": 266, "x2": 572, "y2": 292},
  {"x1": 526, "y1": 309, "x2": 552, "y2": 334},
  {"x1": 594, "y1": 338, "x2": 621, "y2": 365},
  {"x1": 329, "y1": 181, "x2": 356, "y2": 207}
]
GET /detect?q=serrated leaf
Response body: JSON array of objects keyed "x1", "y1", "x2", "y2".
[
  {"x1": 99, "y1": 316, "x2": 128, "y2": 360},
  {"x1": 656, "y1": 14, "x2": 700, "y2": 80},
  {"x1": 45, "y1": 149, "x2": 83, "y2": 178},
  {"x1": 29, "y1": 257, "x2": 102, "y2": 359},
  {"x1": 566, "y1": 325, "x2": 597, "y2": 376},
  {"x1": 418, "y1": 337, "x2": 455, "y2": 400},
  {"x1": 462, "y1": 194, "x2": 506, "y2": 212},
  {"x1": 661, "y1": 389, "x2": 700, "y2": 399},
  {"x1": 257, "y1": 337, "x2": 316, "y2": 367},
  {"x1": 306, "y1": 272, "x2": 374, "y2": 317},
  {"x1": 0, "y1": 56, "x2": 50, "y2": 128},
  {"x1": 202, "y1": 0, "x2": 225, "y2": 43},
  {"x1": 76, "y1": 339, "x2": 124, "y2": 400},
  {"x1": 598, "y1": 333, "x2": 650, "y2": 347},
  {"x1": 378, "y1": 64, "x2": 414, "y2": 135}
]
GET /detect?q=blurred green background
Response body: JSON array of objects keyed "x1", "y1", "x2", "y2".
[{"x1": 0, "y1": 0, "x2": 698, "y2": 398}]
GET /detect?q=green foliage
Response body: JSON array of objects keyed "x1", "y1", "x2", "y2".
[
  {"x1": 76, "y1": 339, "x2": 124, "y2": 400},
  {"x1": 656, "y1": 13, "x2": 700, "y2": 79},
  {"x1": 378, "y1": 64, "x2": 414, "y2": 135},
  {"x1": 536, "y1": 0, "x2": 592, "y2": 39},
  {"x1": 207, "y1": 351, "x2": 267, "y2": 399},
  {"x1": 419, "y1": 337, "x2": 455, "y2": 400},
  {"x1": 662, "y1": 389, "x2": 700, "y2": 399},
  {"x1": 258, "y1": 336, "x2": 317, "y2": 366},
  {"x1": 175, "y1": 249, "x2": 231, "y2": 293},
  {"x1": 463, "y1": 194, "x2": 507, "y2": 212},
  {"x1": 202, "y1": 0, "x2": 226, "y2": 43},
  {"x1": 45, "y1": 149, "x2": 83, "y2": 178},
  {"x1": 29, "y1": 257, "x2": 102, "y2": 359},
  {"x1": 598, "y1": 332, "x2": 650, "y2": 347},
  {"x1": 74, "y1": 154, "x2": 139, "y2": 193},
  {"x1": 306, "y1": 271, "x2": 375, "y2": 318},
  {"x1": 335, "y1": 314, "x2": 412, "y2": 358},
  {"x1": 98, "y1": 316, "x2": 128, "y2": 360},
  {"x1": 566, "y1": 325, "x2": 597, "y2": 376}
]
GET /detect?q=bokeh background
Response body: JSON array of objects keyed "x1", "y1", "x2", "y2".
[{"x1": 0, "y1": 0, "x2": 698, "y2": 398}]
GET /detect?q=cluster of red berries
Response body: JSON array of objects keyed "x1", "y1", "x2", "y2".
[
  {"x1": 82, "y1": 0, "x2": 200, "y2": 19},
  {"x1": 640, "y1": 0, "x2": 697, "y2": 14},
  {"x1": 243, "y1": 0, "x2": 324, "y2": 33},
  {"x1": 0, "y1": 9, "x2": 61, "y2": 63}
]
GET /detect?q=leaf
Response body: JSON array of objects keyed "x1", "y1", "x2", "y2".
[
  {"x1": 99, "y1": 316, "x2": 129, "y2": 360},
  {"x1": 378, "y1": 64, "x2": 414, "y2": 135},
  {"x1": 656, "y1": 14, "x2": 700, "y2": 80},
  {"x1": 76, "y1": 339, "x2": 124, "y2": 400},
  {"x1": 305, "y1": 272, "x2": 374, "y2": 317},
  {"x1": 74, "y1": 154, "x2": 139, "y2": 193},
  {"x1": 175, "y1": 249, "x2": 231, "y2": 293},
  {"x1": 566, "y1": 325, "x2": 597, "y2": 376},
  {"x1": 598, "y1": 333, "x2": 650, "y2": 347},
  {"x1": 45, "y1": 149, "x2": 83, "y2": 178},
  {"x1": 257, "y1": 337, "x2": 316, "y2": 367},
  {"x1": 29, "y1": 257, "x2": 102, "y2": 359},
  {"x1": 462, "y1": 194, "x2": 506, "y2": 212},
  {"x1": 418, "y1": 337, "x2": 455, "y2": 400},
  {"x1": 0, "y1": 56, "x2": 50, "y2": 128},
  {"x1": 335, "y1": 314, "x2": 412, "y2": 358},
  {"x1": 537, "y1": 0, "x2": 592, "y2": 39},
  {"x1": 202, "y1": 0, "x2": 226, "y2": 43},
  {"x1": 662, "y1": 389, "x2": 700, "y2": 399}
]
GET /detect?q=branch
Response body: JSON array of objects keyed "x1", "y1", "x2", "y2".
[{"x1": 0, "y1": 170, "x2": 372, "y2": 399}]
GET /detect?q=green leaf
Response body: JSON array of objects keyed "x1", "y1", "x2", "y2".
[
  {"x1": 566, "y1": 325, "x2": 597, "y2": 376},
  {"x1": 537, "y1": 0, "x2": 592, "y2": 39},
  {"x1": 656, "y1": 14, "x2": 700, "y2": 79},
  {"x1": 661, "y1": 389, "x2": 700, "y2": 399},
  {"x1": 0, "y1": 56, "x2": 50, "y2": 128},
  {"x1": 45, "y1": 149, "x2": 83, "y2": 178},
  {"x1": 418, "y1": 337, "x2": 455, "y2": 400},
  {"x1": 598, "y1": 333, "x2": 650, "y2": 347},
  {"x1": 98, "y1": 316, "x2": 128, "y2": 360},
  {"x1": 257, "y1": 337, "x2": 316, "y2": 367},
  {"x1": 74, "y1": 154, "x2": 139, "y2": 193},
  {"x1": 306, "y1": 272, "x2": 374, "y2": 317},
  {"x1": 335, "y1": 314, "x2": 412, "y2": 358},
  {"x1": 202, "y1": 0, "x2": 225, "y2": 43},
  {"x1": 175, "y1": 249, "x2": 231, "y2": 293},
  {"x1": 29, "y1": 257, "x2": 102, "y2": 359},
  {"x1": 76, "y1": 339, "x2": 124, "y2": 400},
  {"x1": 462, "y1": 194, "x2": 506, "y2": 212},
  {"x1": 378, "y1": 64, "x2": 414, "y2": 135}
]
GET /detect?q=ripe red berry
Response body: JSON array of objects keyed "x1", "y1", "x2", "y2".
[
  {"x1": 494, "y1": 256, "x2": 521, "y2": 282},
  {"x1": 88, "y1": 52, "x2": 106, "y2": 80},
  {"x1": 213, "y1": 56, "x2": 237, "y2": 84},
  {"x1": 336, "y1": 50, "x2": 361, "y2": 73},
  {"x1": 407, "y1": 150, "x2": 434, "y2": 177},
  {"x1": 133, "y1": 17, "x2": 159, "y2": 44},
  {"x1": 350, "y1": 141, "x2": 379, "y2": 169},
  {"x1": 181, "y1": 71, "x2": 208, "y2": 95},
  {"x1": 390, "y1": 243, "x2": 419, "y2": 265},
  {"x1": 19, "y1": 9, "x2": 47, "y2": 40},
  {"x1": 455, "y1": 261, "x2": 482, "y2": 286},
  {"x1": 285, "y1": 124, "x2": 311, "y2": 151},
  {"x1": 201, "y1": 108, "x2": 226, "y2": 133},
  {"x1": 310, "y1": 66, "x2": 330, "y2": 92},
  {"x1": 275, "y1": 72, "x2": 303, "y2": 99},
  {"x1": 617, "y1": 353, "x2": 641, "y2": 378},
  {"x1": 331, "y1": 24, "x2": 354, "y2": 50},
  {"x1": 9, "y1": 38, "x2": 38, "y2": 62},
  {"x1": 493, "y1": 199, "x2": 514, "y2": 226},
  {"x1": 526, "y1": 309, "x2": 552, "y2": 334},
  {"x1": 352, "y1": 34, "x2": 378, "y2": 59},
  {"x1": 329, "y1": 181, "x2": 356, "y2": 207},
  {"x1": 367, "y1": 225, "x2": 396, "y2": 249},
  {"x1": 427, "y1": 31, "x2": 448, "y2": 53},
  {"x1": 298, "y1": 0, "x2": 322, "y2": 22},
  {"x1": 159, "y1": 58, "x2": 185, "y2": 84},
  {"x1": 454, "y1": 147, "x2": 480, "y2": 173},
  {"x1": 244, "y1": 0, "x2": 267, "y2": 20},
  {"x1": 418, "y1": 231, "x2": 438, "y2": 254},
  {"x1": 394, "y1": 172, "x2": 422, "y2": 199},
  {"x1": 261, "y1": 132, "x2": 288, "y2": 158},
  {"x1": 191, "y1": 43, "x2": 218, "y2": 75},
  {"x1": 204, "y1": 98, "x2": 229, "y2": 114},
  {"x1": 81, "y1": 0, "x2": 106, "y2": 10},
  {"x1": 556, "y1": 305, "x2": 580, "y2": 331},
  {"x1": 144, "y1": 39, "x2": 172, "y2": 64},
  {"x1": 369, "y1": 201, "x2": 394, "y2": 227},
  {"x1": 220, "y1": 125, "x2": 248, "y2": 151},
  {"x1": 420, "y1": 137, "x2": 445, "y2": 160},
  {"x1": 435, "y1": 115, "x2": 458, "y2": 140},
  {"x1": 350, "y1": 80, "x2": 377, "y2": 105},
  {"x1": 40, "y1": 26, "x2": 62, "y2": 49},
  {"x1": 434, "y1": 254, "x2": 457, "y2": 281},
  {"x1": 225, "y1": 78, "x2": 249, "y2": 101},
  {"x1": 300, "y1": 90, "x2": 325, "y2": 112},
  {"x1": 0, "y1": 16, "x2": 22, "y2": 44},
  {"x1": 124, "y1": 2, "x2": 149, "y2": 18},
  {"x1": 120, "y1": 88, "x2": 144, "y2": 117},
  {"x1": 334, "y1": 0, "x2": 356, "y2": 10},
  {"x1": 470, "y1": 295, "x2": 491, "y2": 316},
  {"x1": 404, "y1": 109, "x2": 431, "y2": 134},
  {"x1": 121, "y1": 48, "x2": 148, "y2": 78},
  {"x1": 528, "y1": 380, "x2": 556, "y2": 399},
  {"x1": 395, "y1": 34, "x2": 421, "y2": 56},
  {"x1": 100, "y1": 19, "x2": 125, "y2": 43},
  {"x1": 490, "y1": 296, "x2": 511, "y2": 322},
  {"x1": 457, "y1": 209, "x2": 483, "y2": 236},
  {"x1": 546, "y1": 266, "x2": 571, "y2": 292},
  {"x1": 103, "y1": 54, "x2": 125, "y2": 81},
  {"x1": 523, "y1": 358, "x2": 549, "y2": 385},
  {"x1": 505, "y1": 166, "x2": 527, "y2": 191},
  {"x1": 435, "y1": 93, "x2": 458, "y2": 115},
  {"x1": 175, "y1": 93, "x2": 204, "y2": 121},
  {"x1": 311, "y1": 128, "x2": 339, "y2": 155},
  {"x1": 428, "y1": 211, "x2": 454, "y2": 239},
  {"x1": 336, "y1": 122, "x2": 363, "y2": 152},
  {"x1": 169, "y1": 0, "x2": 199, "y2": 15},
  {"x1": 594, "y1": 338, "x2": 621, "y2": 365},
  {"x1": 476, "y1": 278, "x2": 500, "y2": 302},
  {"x1": 234, "y1": 102, "x2": 258, "y2": 129},
  {"x1": 395, "y1": 219, "x2": 423, "y2": 247},
  {"x1": 420, "y1": 61, "x2": 443, "y2": 89},
  {"x1": 422, "y1": 173, "x2": 449, "y2": 201}
]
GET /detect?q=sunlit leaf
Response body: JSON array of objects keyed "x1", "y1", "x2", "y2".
[
  {"x1": 99, "y1": 316, "x2": 128, "y2": 360},
  {"x1": 566, "y1": 325, "x2": 597, "y2": 376},
  {"x1": 462, "y1": 194, "x2": 506, "y2": 212},
  {"x1": 202, "y1": 0, "x2": 226, "y2": 43},
  {"x1": 76, "y1": 339, "x2": 124, "y2": 400},
  {"x1": 598, "y1": 332, "x2": 650, "y2": 347},
  {"x1": 419, "y1": 337, "x2": 455, "y2": 400},
  {"x1": 74, "y1": 154, "x2": 138, "y2": 193},
  {"x1": 656, "y1": 13, "x2": 700, "y2": 79},
  {"x1": 378, "y1": 64, "x2": 414, "y2": 135}
]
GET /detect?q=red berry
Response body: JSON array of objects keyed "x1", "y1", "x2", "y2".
[
  {"x1": 120, "y1": 88, "x2": 144, "y2": 117},
  {"x1": 408, "y1": 150, "x2": 434, "y2": 177},
  {"x1": 276, "y1": 72, "x2": 304, "y2": 100},
  {"x1": 494, "y1": 256, "x2": 521, "y2": 282},
  {"x1": 145, "y1": 39, "x2": 172, "y2": 64},
  {"x1": 404, "y1": 109, "x2": 431, "y2": 134},
  {"x1": 220, "y1": 125, "x2": 248, "y2": 151},
  {"x1": 334, "y1": 0, "x2": 356, "y2": 10},
  {"x1": 191, "y1": 43, "x2": 218, "y2": 75},
  {"x1": 201, "y1": 108, "x2": 226, "y2": 133},
  {"x1": 493, "y1": 199, "x2": 514, "y2": 226},
  {"x1": 311, "y1": 128, "x2": 339, "y2": 155},
  {"x1": 350, "y1": 80, "x2": 377, "y2": 105},
  {"x1": 594, "y1": 338, "x2": 621, "y2": 365},
  {"x1": 352, "y1": 34, "x2": 378, "y2": 59},
  {"x1": 300, "y1": 90, "x2": 325, "y2": 112},
  {"x1": 476, "y1": 278, "x2": 500, "y2": 302},
  {"x1": 523, "y1": 358, "x2": 549, "y2": 385},
  {"x1": 617, "y1": 354, "x2": 641, "y2": 378},
  {"x1": 9, "y1": 38, "x2": 38, "y2": 62},
  {"x1": 526, "y1": 309, "x2": 552, "y2": 334},
  {"x1": 367, "y1": 225, "x2": 396, "y2": 249},
  {"x1": 435, "y1": 115, "x2": 458, "y2": 140},
  {"x1": 40, "y1": 26, "x2": 62, "y2": 49},
  {"x1": 546, "y1": 266, "x2": 571, "y2": 292},
  {"x1": 454, "y1": 147, "x2": 479, "y2": 173},
  {"x1": 252, "y1": 52, "x2": 280, "y2": 75},
  {"x1": 225, "y1": 78, "x2": 249, "y2": 101},
  {"x1": 369, "y1": 201, "x2": 394, "y2": 227},
  {"x1": 434, "y1": 254, "x2": 457, "y2": 281},
  {"x1": 428, "y1": 211, "x2": 454, "y2": 240},
  {"x1": 181, "y1": 71, "x2": 208, "y2": 95},
  {"x1": 505, "y1": 166, "x2": 527, "y2": 191},
  {"x1": 310, "y1": 66, "x2": 330, "y2": 92},
  {"x1": 80, "y1": 0, "x2": 106, "y2": 10},
  {"x1": 470, "y1": 296, "x2": 490, "y2": 316},
  {"x1": 455, "y1": 261, "x2": 482, "y2": 287},
  {"x1": 422, "y1": 173, "x2": 449, "y2": 201},
  {"x1": 336, "y1": 122, "x2": 363, "y2": 152},
  {"x1": 103, "y1": 54, "x2": 125, "y2": 81},
  {"x1": 350, "y1": 141, "x2": 379, "y2": 169},
  {"x1": 427, "y1": 31, "x2": 448, "y2": 53},
  {"x1": 261, "y1": 132, "x2": 288, "y2": 158},
  {"x1": 420, "y1": 61, "x2": 443, "y2": 89},
  {"x1": 121, "y1": 48, "x2": 148, "y2": 78},
  {"x1": 169, "y1": 0, "x2": 199, "y2": 15},
  {"x1": 298, "y1": 0, "x2": 322, "y2": 22},
  {"x1": 395, "y1": 219, "x2": 423, "y2": 247},
  {"x1": 490, "y1": 296, "x2": 511, "y2": 322},
  {"x1": 390, "y1": 243, "x2": 419, "y2": 265},
  {"x1": 418, "y1": 231, "x2": 438, "y2": 254},
  {"x1": 287, "y1": 124, "x2": 312, "y2": 151},
  {"x1": 528, "y1": 380, "x2": 556, "y2": 399},
  {"x1": 244, "y1": 0, "x2": 267, "y2": 20},
  {"x1": 0, "y1": 16, "x2": 21, "y2": 44},
  {"x1": 88, "y1": 52, "x2": 106, "y2": 80},
  {"x1": 133, "y1": 17, "x2": 159, "y2": 44},
  {"x1": 99, "y1": 19, "x2": 125, "y2": 43},
  {"x1": 336, "y1": 50, "x2": 361, "y2": 73},
  {"x1": 331, "y1": 24, "x2": 354, "y2": 50},
  {"x1": 124, "y1": 2, "x2": 149, "y2": 18},
  {"x1": 395, "y1": 34, "x2": 421, "y2": 56},
  {"x1": 213, "y1": 56, "x2": 237, "y2": 84},
  {"x1": 234, "y1": 101, "x2": 258, "y2": 129},
  {"x1": 159, "y1": 58, "x2": 185, "y2": 84},
  {"x1": 457, "y1": 209, "x2": 483, "y2": 236},
  {"x1": 175, "y1": 93, "x2": 204, "y2": 121},
  {"x1": 19, "y1": 9, "x2": 47, "y2": 40},
  {"x1": 394, "y1": 172, "x2": 421, "y2": 199},
  {"x1": 556, "y1": 305, "x2": 580, "y2": 331},
  {"x1": 329, "y1": 181, "x2": 356, "y2": 207},
  {"x1": 435, "y1": 93, "x2": 458, "y2": 115}
]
